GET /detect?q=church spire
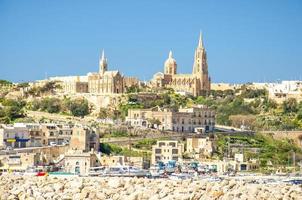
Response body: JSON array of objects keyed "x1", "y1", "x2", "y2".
[
  {"x1": 99, "y1": 49, "x2": 108, "y2": 74},
  {"x1": 101, "y1": 49, "x2": 105, "y2": 60},
  {"x1": 198, "y1": 31, "x2": 204, "y2": 48}
]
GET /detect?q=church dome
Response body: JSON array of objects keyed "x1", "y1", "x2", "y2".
[{"x1": 164, "y1": 51, "x2": 177, "y2": 67}]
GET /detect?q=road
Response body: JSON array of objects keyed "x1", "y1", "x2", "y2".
[{"x1": 100, "y1": 132, "x2": 195, "y2": 145}]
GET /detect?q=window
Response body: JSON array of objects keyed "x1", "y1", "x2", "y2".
[
  {"x1": 172, "y1": 149, "x2": 178, "y2": 154},
  {"x1": 169, "y1": 142, "x2": 176, "y2": 147},
  {"x1": 172, "y1": 156, "x2": 178, "y2": 161},
  {"x1": 155, "y1": 149, "x2": 161, "y2": 154},
  {"x1": 159, "y1": 142, "x2": 165, "y2": 147}
]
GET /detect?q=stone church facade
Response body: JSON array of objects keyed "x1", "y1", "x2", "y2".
[
  {"x1": 151, "y1": 33, "x2": 211, "y2": 96},
  {"x1": 87, "y1": 50, "x2": 124, "y2": 94}
]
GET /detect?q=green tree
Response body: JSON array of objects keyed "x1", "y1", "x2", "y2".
[
  {"x1": 0, "y1": 107, "x2": 10, "y2": 123},
  {"x1": 40, "y1": 81, "x2": 61, "y2": 94},
  {"x1": 282, "y1": 98, "x2": 298, "y2": 114},
  {"x1": 240, "y1": 89, "x2": 267, "y2": 98},
  {"x1": 67, "y1": 98, "x2": 90, "y2": 117},
  {"x1": 1, "y1": 99, "x2": 26, "y2": 121},
  {"x1": 0, "y1": 80, "x2": 12, "y2": 85},
  {"x1": 40, "y1": 98, "x2": 61, "y2": 113},
  {"x1": 261, "y1": 97, "x2": 277, "y2": 112},
  {"x1": 17, "y1": 82, "x2": 29, "y2": 89},
  {"x1": 126, "y1": 85, "x2": 140, "y2": 93},
  {"x1": 30, "y1": 99, "x2": 42, "y2": 111}
]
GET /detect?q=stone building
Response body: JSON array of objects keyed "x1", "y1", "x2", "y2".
[
  {"x1": 151, "y1": 140, "x2": 184, "y2": 165},
  {"x1": 126, "y1": 105, "x2": 215, "y2": 133},
  {"x1": 48, "y1": 76, "x2": 88, "y2": 94},
  {"x1": 0, "y1": 123, "x2": 100, "y2": 150},
  {"x1": 186, "y1": 136, "x2": 214, "y2": 157},
  {"x1": 29, "y1": 50, "x2": 139, "y2": 96},
  {"x1": 40, "y1": 124, "x2": 72, "y2": 146},
  {"x1": 64, "y1": 150, "x2": 100, "y2": 175},
  {"x1": 69, "y1": 125, "x2": 100, "y2": 152},
  {"x1": 87, "y1": 50, "x2": 124, "y2": 94},
  {"x1": 123, "y1": 77, "x2": 140, "y2": 89},
  {"x1": 64, "y1": 125, "x2": 101, "y2": 175},
  {"x1": 151, "y1": 32, "x2": 211, "y2": 96},
  {"x1": 0, "y1": 152, "x2": 41, "y2": 172}
]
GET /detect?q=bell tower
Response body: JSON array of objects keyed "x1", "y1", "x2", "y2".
[{"x1": 192, "y1": 32, "x2": 210, "y2": 93}]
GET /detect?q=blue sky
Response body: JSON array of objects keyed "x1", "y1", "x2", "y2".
[{"x1": 0, "y1": 0, "x2": 302, "y2": 83}]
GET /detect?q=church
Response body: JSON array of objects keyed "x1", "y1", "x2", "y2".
[
  {"x1": 151, "y1": 32, "x2": 211, "y2": 96},
  {"x1": 87, "y1": 50, "x2": 124, "y2": 94}
]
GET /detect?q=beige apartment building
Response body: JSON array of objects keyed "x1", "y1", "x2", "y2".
[
  {"x1": 186, "y1": 136, "x2": 214, "y2": 157},
  {"x1": 0, "y1": 123, "x2": 71, "y2": 148},
  {"x1": 0, "y1": 123, "x2": 31, "y2": 149},
  {"x1": 0, "y1": 123, "x2": 99, "y2": 150},
  {"x1": 151, "y1": 140, "x2": 184, "y2": 165},
  {"x1": 40, "y1": 124, "x2": 72, "y2": 146},
  {"x1": 150, "y1": 32, "x2": 211, "y2": 97},
  {"x1": 126, "y1": 105, "x2": 215, "y2": 133}
]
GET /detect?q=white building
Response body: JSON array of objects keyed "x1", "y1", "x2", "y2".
[
  {"x1": 64, "y1": 150, "x2": 101, "y2": 175},
  {"x1": 268, "y1": 80, "x2": 302, "y2": 103}
]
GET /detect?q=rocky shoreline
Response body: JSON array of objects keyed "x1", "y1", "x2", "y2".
[{"x1": 0, "y1": 175, "x2": 301, "y2": 200}]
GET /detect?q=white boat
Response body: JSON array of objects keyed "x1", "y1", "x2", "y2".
[
  {"x1": 88, "y1": 166, "x2": 106, "y2": 176},
  {"x1": 149, "y1": 165, "x2": 165, "y2": 177},
  {"x1": 169, "y1": 173, "x2": 193, "y2": 180},
  {"x1": 103, "y1": 166, "x2": 148, "y2": 177}
]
